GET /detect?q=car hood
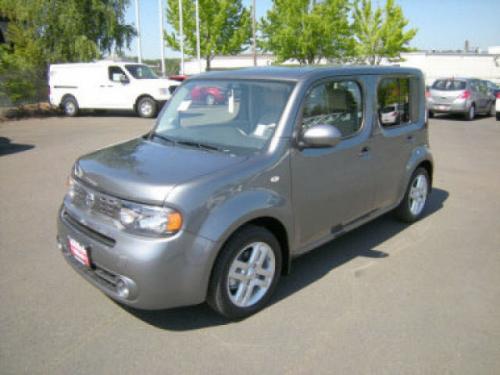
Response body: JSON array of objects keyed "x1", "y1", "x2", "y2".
[{"x1": 75, "y1": 138, "x2": 247, "y2": 205}]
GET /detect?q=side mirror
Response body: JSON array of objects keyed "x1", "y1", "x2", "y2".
[
  {"x1": 119, "y1": 74, "x2": 129, "y2": 84},
  {"x1": 301, "y1": 124, "x2": 342, "y2": 148}
]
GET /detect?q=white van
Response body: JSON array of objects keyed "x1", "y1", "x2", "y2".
[{"x1": 49, "y1": 61, "x2": 180, "y2": 118}]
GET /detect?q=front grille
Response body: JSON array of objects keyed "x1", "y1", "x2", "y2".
[
  {"x1": 71, "y1": 179, "x2": 121, "y2": 220},
  {"x1": 94, "y1": 194, "x2": 121, "y2": 218}
]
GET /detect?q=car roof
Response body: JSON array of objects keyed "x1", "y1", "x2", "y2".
[{"x1": 190, "y1": 66, "x2": 423, "y2": 82}]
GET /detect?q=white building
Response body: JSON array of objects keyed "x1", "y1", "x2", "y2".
[{"x1": 184, "y1": 50, "x2": 500, "y2": 85}]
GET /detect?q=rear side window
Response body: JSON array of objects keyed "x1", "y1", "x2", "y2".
[
  {"x1": 301, "y1": 80, "x2": 363, "y2": 138},
  {"x1": 432, "y1": 79, "x2": 466, "y2": 91},
  {"x1": 378, "y1": 77, "x2": 418, "y2": 127}
]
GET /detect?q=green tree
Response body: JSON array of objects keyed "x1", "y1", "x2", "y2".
[
  {"x1": 352, "y1": 0, "x2": 417, "y2": 65},
  {"x1": 260, "y1": 0, "x2": 354, "y2": 65},
  {"x1": 0, "y1": 0, "x2": 134, "y2": 104},
  {"x1": 165, "y1": 0, "x2": 251, "y2": 71}
]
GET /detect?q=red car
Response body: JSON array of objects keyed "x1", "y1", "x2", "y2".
[{"x1": 190, "y1": 85, "x2": 225, "y2": 105}]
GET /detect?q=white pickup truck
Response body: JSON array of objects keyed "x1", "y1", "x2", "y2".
[{"x1": 49, "y1": 61, "x2": 180, "y2": 118}]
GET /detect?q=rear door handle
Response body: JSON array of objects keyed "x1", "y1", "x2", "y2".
[
  {"x1": 359, "y1": 146, "x2": 370, "y2": 157},
  {"x1": 406, "y1": 135, "x2": 415, "y2": 143}
]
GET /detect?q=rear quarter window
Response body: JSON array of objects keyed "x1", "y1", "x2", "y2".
[{"x1": 378, "y1": 76, "x2": 420, "y2": 127}]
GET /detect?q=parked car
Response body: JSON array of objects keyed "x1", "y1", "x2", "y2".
[
  {"x1": 190, "y1": 85, "x2": 226, "y2": 105},
  {"x1": 57, "y1": 66, "x2": 433, "y2": 319},
  {"x1": 380, "y1": 103, "x2": 401, "y2": 125},
  {"x1": 427, "y1": 78, "x2": 495, "y2": 120},
  {"x1": 49, "y1": 61, "x2": 180, "y2": 118},
  {"x1": 484, "y1": 81, "x2": 500, "y2": 120}
]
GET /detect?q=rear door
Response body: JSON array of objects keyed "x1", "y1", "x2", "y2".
[{"x1": 370, "y1": 75, "x2": 424, "y2": 209}]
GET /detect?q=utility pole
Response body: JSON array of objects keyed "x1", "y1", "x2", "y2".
[
  {"x1": 195, "y1": 0, "x2": 201, "y2": 73},
  {"x1": 178, "y1": 0, "x2": 184, "y2": 75},
  {"x1": 252, "y1": 0, "x2": 257, "y2": 66},
  {"x1": 158, "y1": 0, "x2": 166, "y2": 76},
  {"x1": 135, "y1": 0, "x2": 142, "y2": 63}
]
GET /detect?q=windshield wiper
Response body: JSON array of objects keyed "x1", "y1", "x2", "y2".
[{"x1": 176, "y1": 140, "x2": 224, "y2": 152}]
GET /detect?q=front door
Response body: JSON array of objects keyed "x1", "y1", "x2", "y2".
[
  {"x1": 291, "y1": 78, "x2": 377, "y2": 250},
  {"x1": 96, "y1": 66, "x2": 131, "y2": 109}
]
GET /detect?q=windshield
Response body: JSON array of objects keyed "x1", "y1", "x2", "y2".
[
  {"x1": 125, "y1": 64, "x2": 158, "y2": 79},
  {"x1": 153, "y1": 79, "x2": 295, "y2": 153},
  {"x1": 432, "y1": 79, "x2": 466, "y2": 91}
]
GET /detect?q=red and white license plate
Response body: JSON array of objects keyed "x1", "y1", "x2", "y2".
[{"x1": 68, "y1": 237, "x2": 90, "y2": 267}]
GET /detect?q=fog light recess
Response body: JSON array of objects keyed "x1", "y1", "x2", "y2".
[{"x1": 116, "y1": 278, "x2": 130, "y2": 299}]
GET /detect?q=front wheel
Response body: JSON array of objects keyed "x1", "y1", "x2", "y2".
[
  {"x1": 395, "y1": 168, "x2": 430, "y2": 223},
  {"x1": 207, "y1": 225, "x2": 282, "y2": 320},
  {"x1": 136, "y1": 97, "x2": 157, "y2": 118}
]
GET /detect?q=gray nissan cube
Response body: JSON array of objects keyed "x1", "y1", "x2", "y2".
[{"x1": 57, "y1": 67, "x2": 433, "y2": 319}]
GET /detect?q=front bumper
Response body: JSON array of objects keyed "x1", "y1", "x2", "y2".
[{"x1": 57, "y1": 205, "x2": 217, "y2": 310}]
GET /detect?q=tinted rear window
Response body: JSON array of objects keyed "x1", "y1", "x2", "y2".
[{"x1": 432, "y1": 79, "x2": 466, "y2": 91}]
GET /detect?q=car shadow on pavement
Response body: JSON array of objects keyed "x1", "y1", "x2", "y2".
[
  {"x1": 123, "y1": 188, "x2": 449, "y2": 331},
  {"x1": 0, "y1": 137, "x2": 34, "y2": 156}
]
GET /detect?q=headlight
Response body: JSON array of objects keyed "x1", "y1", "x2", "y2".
[{"x1": 119, "y1": 201, "x2": 182, "y2": 236}]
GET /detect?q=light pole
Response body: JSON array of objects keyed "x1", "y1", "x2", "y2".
[
  {"x1": 178, "y1": 0, "x2": 184, "y2": 75},
  {"x1": 135, "y1": 0, "x2": 142, "y2": 63},
  {"x1": 195, "y1": 0, "x2": 201, "y2": 73},
  {"x1": 158, "y1": 0, "x2": 166, "y2": 76},
  {"x1": 252, "y1": 0, "x2": 256, "y2": 66}
]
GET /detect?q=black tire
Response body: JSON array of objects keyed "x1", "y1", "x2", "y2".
[
  {"x1": 207, "y1": 225, "x2": 282, "y2": 320},
  {"x1": 205, "y1": 94, "x2": 216, "y2": 106},
  {"x1": 136, "y1": 96, "x2": 157, "y2": 118},
  {"x1": 428, "y1": 111, "x2": 434, "y2": 118},
  {"x1": 62, "y1": 96, "x2": 79, "y2": 117},
  {"x1": 488, "y1": 102, "x2": 495, "y2": 117},
  {"x1": 394, "y1": 167, "x2": 431, "y2": 223},
  {"x1": 465, "y1": 105, "x2": 475, "y2": 121},
  {"x1": 496, "y1": 112, "x2": 500, "y2": 121}
]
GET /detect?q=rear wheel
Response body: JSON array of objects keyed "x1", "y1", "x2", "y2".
[
  {"x1": 207, "y1": 225, "x2": 282, "y2": 320},
  {"x1": 62, "y1": 96, "x2": 79, "y2": 117},
  {"x1": 465, "y1": 105, "x2": 475, "y2": 121},
  {"x1": 489, "y1": 102, "x2": 495, "y2": 117},
  {"x1": 428, "y1": 110, "x2": 434, "y2": 118},
  {"x1": 136, "y1": 96, "x2": 157, "y2": 118},
  {"x1": 496, "y1": 112, "x2": 500, "y2": 121},
  {"x1": 395, "y1": 168, "x2": 430, "y2": 223}
]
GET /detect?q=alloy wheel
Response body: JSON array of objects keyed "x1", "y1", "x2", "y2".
[{"x1": 226, "y1": 242, "x2": 276, "y2": 308}]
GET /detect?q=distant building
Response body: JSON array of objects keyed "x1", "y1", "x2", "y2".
[{"x1": 185, "y1": 49, "x2": 500, "y2": 85}]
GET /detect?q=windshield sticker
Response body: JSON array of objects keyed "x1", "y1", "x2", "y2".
[{"x1": 178, "y1": 100, "x2": 192, "y2": 112}]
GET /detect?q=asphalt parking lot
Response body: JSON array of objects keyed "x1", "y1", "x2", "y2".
[{"x1": 1, "y1": 113, "x2": 500, "y2": 374}]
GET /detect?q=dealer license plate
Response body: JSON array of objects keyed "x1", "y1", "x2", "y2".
[{"x1": 68, "y1": 237, "x2": 90, "y2": 267}]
